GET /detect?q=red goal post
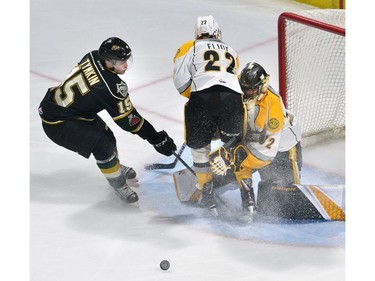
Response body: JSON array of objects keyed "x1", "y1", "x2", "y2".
[{"x1": 278, "y1": 10, "x2": 345, "y2": 144}]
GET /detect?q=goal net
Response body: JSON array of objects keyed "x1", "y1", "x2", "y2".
[{"x1": 278, "y1": 9, "x2": 345, "y2": 146}]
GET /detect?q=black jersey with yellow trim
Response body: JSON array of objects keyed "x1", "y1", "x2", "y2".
[{"x1": 38, "y1": 51, "x2": 144, "y2": 133}]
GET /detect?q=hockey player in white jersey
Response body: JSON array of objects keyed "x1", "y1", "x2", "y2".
[{"x1": 173, "y1": 15, "x2": 245, "y2": 215}]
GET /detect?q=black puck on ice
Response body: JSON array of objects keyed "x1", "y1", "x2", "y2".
[{"x1": 160, "y1": 260, "x2": 170, "y2": 270}]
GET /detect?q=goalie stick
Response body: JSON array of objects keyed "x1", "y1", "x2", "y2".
[{"x1": 144, "y1": 143, "x2": 187, "y2": 170}]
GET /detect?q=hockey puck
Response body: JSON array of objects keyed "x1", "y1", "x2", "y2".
[{"x1": 160, "y1": 260, "x2": 170, "y2": 270}]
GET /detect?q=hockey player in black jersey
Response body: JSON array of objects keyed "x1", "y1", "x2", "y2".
[{"x1": 38, "y1": 37, "x2": 176, "y2": 204}]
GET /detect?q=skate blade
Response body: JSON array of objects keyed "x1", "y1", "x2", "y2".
[
  {"x1": 238, "y1": 214, "x2": 253, "y2": 223},
  {"x1": 239, "y1": 207, "x2": 254, "y2": 223},
  {"x1": 128, "y1": 201, "x2": 139, "y2": 208},
  {"x1": 204, "y1": 207, "x2": 219, "y2": 217},
  {"x1": 126, "y1": 178, "x2": 139, "y2": 187}
]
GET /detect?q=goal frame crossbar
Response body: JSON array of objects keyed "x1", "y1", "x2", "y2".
[{"x1": 278, "y1": 12, "x2": 345, "y2": 108}]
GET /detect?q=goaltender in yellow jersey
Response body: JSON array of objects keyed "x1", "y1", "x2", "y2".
[{"x1": 210, "y1": 62, "x2": 302, "y2": 221}]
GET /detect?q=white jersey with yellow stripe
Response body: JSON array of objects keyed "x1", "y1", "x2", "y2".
[
  {"x1": 173, "y1": 38, "x2": 243, "y2": 98},
  {"x1": 279, "y1": 104, "x2": 301, "y2": 152}
]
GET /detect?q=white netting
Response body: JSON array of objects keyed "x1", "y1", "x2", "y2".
[{"x1": 280, "y1": 9, "x2": 345, "y2": 144}]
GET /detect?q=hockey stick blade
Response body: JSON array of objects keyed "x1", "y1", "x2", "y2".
[
  {"x1": 144, "y1": 161, "x2": 177, "y2": 170},
  {"x1": 144, "y1": 143, "x2": 186, "y2": 170}
]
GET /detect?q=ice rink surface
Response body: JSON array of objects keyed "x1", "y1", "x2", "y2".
[{"x1": 5, "y1": 0, "x2": 374, "y2": 280}]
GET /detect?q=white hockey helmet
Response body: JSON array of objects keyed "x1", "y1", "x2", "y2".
[{"x1": 194, "y1": 15, "x2": 222, "y2": 40}]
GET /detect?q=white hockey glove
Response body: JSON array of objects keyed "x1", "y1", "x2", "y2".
[{"x1": 209, "y1": 146, "x2": 234, "y2": 176}]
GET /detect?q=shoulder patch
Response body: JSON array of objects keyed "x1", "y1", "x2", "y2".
[
  {"x1": 268, "y1": 118, "x2": 280, "y2": 130},
  {"x1": 128, "y1": 113, "x2": 141, "y2": 126},
  {"x1": 116, "y1": 81, "x2": 128, "y2": 98}
]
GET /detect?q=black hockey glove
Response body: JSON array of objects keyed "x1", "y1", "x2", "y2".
[{"x1": 148, "y1": 131, "x2": 177, "y2": 156}]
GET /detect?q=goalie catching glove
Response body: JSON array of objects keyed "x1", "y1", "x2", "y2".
[
  {"x1": 209, "y1": 146, "x2": 234, "y2": 176},
  {"x1": 148, "y1": 130, "x2": 177, "y2": 156}
]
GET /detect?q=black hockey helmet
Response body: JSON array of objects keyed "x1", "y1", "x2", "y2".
[
  {"x1": 239, "y1": 62, "x2": 270, "y2": 100},
  {"x1": 98, "y1": 37, "x2": 132, "y2": 61},
  {"x1": 239, "y1": 62, "x2": 269, "y2": 91}
]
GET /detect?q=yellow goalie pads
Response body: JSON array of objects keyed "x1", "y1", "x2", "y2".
[{"x1": 173, "y1": 168, "x2": 345, "y2": 221}]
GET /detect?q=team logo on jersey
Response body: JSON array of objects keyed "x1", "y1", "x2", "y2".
[
  {"x1": 128, "y1": 114, "x2": 140, "y2": 126},
  {"x1": 116, "y1": 81, "x2": 128, "y2": 97},
  {"x1": 268, "y1": 118, "x2": 279, "y2": 130}
]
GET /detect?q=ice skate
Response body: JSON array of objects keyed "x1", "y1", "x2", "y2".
[
  {"x1": 120, "y1": 164, "x2": 139, "y2": 187},
  {"x1": 120, "y1": 164, "x2": 137, "y2": 179},
  {"x1": 113, "y1": 183, "x2": 139, "y2": 204},
  {"x1": 240, "y1": 179, "x2": 255, "y2": 223},
  {"x1": 199, "y1": 181, "x2": 219, "y2": 217}
]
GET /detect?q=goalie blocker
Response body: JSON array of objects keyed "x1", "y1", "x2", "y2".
[{"x1": 173, "y1": 168, "x2": 345, "y2": 221}]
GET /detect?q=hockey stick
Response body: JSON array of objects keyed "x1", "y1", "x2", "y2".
[
  {"x1": 171, "y1": 151, "x2": 237, "y2": 218},
  {"x1": 145, "y1": 134, "x2": 238, "y2": 171},
  {"x1": 171, "y1": 150, "x2": 196, "y2": 176},
  {"x1": 144, "y1": 143, "x2": 187, "y2": 170},
  {"x1": 172, "y1": 135, "x2": 240, "y2": 177}
]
